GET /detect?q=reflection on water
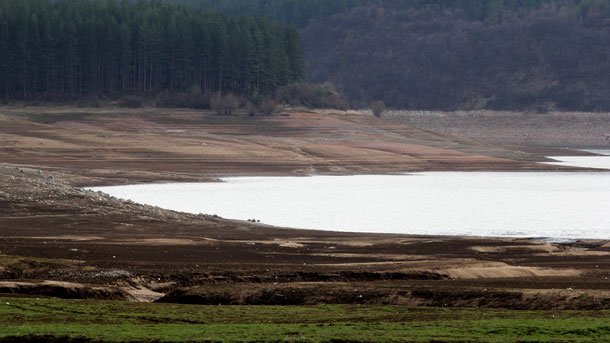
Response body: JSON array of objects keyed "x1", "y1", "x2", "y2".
[{"x1": 93, "y1": 169, "x2": 610, "y2": 240}]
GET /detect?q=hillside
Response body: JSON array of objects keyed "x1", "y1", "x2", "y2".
[{"x1": 300, "y1": 0, "x2": 610, "y2": 111}]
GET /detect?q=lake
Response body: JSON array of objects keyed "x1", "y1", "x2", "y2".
[
  {"x1": 93, "y1": 154, "x2": 610, "y2": 240},
  {"x1": 543, "y1": 149, "x2": 610, "y2": 170}
]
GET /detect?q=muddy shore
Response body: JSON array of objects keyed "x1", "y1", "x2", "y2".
[{"x1": 0, "y1": 106, "x2": 608, "y2": 308}]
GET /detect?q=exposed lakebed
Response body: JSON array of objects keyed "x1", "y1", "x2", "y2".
[{"x1": 93, "y1": 154, "x2": 610, "y2": 240}]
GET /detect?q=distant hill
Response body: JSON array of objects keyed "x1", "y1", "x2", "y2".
[{"x1": 301, "y1": 0, "x2": 610, "y2": 111}]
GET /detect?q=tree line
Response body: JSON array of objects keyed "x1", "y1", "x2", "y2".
[
  {"x1": 172, "y1": 0, "x2": 598, "y2": 27},
  {"x1": 171, "y1": 0, "x2": 364, "y2": 27},
  {"x1": 301, "y1": 0, "x2": 610, "y2": 111},
  {"x1": 0, "y1": 0, "x2": 303, "y2": 101},
  {"x1": 169, "y1": 0, "x2": 610, "y2": 111}
]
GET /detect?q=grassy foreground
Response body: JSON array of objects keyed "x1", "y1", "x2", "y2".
[{"x1": 1, "y1": 296, "x2": 609, "y2": 342}]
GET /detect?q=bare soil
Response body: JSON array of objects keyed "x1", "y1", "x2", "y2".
[
  {"x1": 0, "y1": 106, "x2": 586, "y2": 186},
  {"x1": 387, "y1": 110, "x2": 610, "y2": 149},
  {"x1": 0, "y1": 106, "x2": 608, "y2": 308}
]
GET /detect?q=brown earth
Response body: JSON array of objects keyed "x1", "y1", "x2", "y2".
[
  {"x1": 387, "y1": 110, "x2": 610, "y2": 149},
  {"x1": 0, "y1": 106, "x2": 608, "y2": 308},
  {"x1": 0, "y1": 106, "x2": 587, "y2": 186}
]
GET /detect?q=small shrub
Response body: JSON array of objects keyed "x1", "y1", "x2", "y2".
[
  {"x1": 155, "y1": 91, "x2": 173, "y2": 107},
  {"x1": 76, "y1": 96, "x2": 101, "y2": 108},
  {"x1": 210, "y1": 94, "x2": 222, "y2": 114},
  {"x1": 276, "y1": 82, "x2": 348, "y2": 109},
  {"x1": 156, "y1": 91, "x2": 209, "y2": 109},
  {"x1": 249, "y1": 94, "x2": 263, "y2": 107},
  {"x1": 245, "y1": 101, "x2": 257, "y2": 116},
  {"x1": 210, "y1": 93, "x2": 239, "y2": 115},
  {"x1": 118, "y1": 96, "x2": 143, "y2": 108},
  {"x1": 260, "y1": 99, "x2": 280, "y2": 115},
  {"x1": 224, "y1": 93, "x2": 239, "y2": 114},
  {"x1": 370, "y1": 100, "x2": 386, "y2": 117}
]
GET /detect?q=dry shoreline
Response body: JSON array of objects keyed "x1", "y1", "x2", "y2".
[
  {"x1": 0, "y1": 106, "x2": 593, "y2": 187},
  {"x1": 0, "y1": 106, "x2": 609, "y2": 308}
]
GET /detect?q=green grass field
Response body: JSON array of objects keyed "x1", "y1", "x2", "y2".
[{"x1": 1, "y1": 295, "x2": 609, "y2": 342}]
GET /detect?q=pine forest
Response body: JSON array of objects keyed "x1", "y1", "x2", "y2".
[{"x1": 0, "y1": 0, "x2": 304, "y2": 100}]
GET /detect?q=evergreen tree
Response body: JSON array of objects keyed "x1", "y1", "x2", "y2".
[{"x1": 0, "y1": 0, "x2": 303, "y2": 101}]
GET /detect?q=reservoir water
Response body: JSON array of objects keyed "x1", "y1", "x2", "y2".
[
  {"x1": 543, "y1": 150, "x2": 610, "y2": 170},
  {"x1": 93, "y1": 154, "x2": 610, "y2": 240}
]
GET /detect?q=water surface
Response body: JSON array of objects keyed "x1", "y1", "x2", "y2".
[
  {"x1": 94, "y1": 169, "x2": 610, "y2": 240},
  {"x1": 544, "y1": 150, "x2": 610, "y2": 169}
]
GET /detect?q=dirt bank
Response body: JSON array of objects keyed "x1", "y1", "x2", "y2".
[
  {"x1": 159, "y1": 282, "x2": 610, "y2": 310},
  {"x1": 0, "y1": 107, "x2": 586, "y2": 186},
  {"x1": 387, "y1": 110, "x2": 610, "y2": 149}
]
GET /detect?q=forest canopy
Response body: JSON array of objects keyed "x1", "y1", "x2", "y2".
[
  {"x1": 174, "y1": 0, "x2": 609, "y2": 26},
  {"x1": 171, "y1": 0, "x2": 364, "y2": 27},
  {"x1": 1, "y1": 0, "x2": 609, "y2": 111},
  {"x1": 0, "y1": 0, "x2": 303, "y2": 101},
  {"x1": 168, "y1": 0, "x2": 610, "y2": 111},
  {"x1": 301, "y1": 0, "x2": 610, "y2": 111}
]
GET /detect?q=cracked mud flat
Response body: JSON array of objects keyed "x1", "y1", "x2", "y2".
[{"x1": 0, "y1": 107, "x2": 608, "y2": 308}]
